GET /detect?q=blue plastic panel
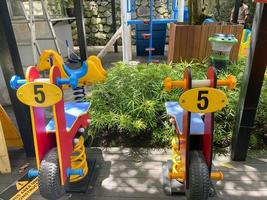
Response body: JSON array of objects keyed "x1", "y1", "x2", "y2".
[
  {"x1": 165, "y1": 101, "x2": 204, "y2": 135},
  {"x1": 136, "y1": 24, "x2": 167, "y2": 56},
  {"x1": 46, "y1": 102, "x2": 90, "y2": 132}
]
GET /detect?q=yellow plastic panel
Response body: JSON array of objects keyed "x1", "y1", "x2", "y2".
[
  {"x1": 17, "y1": 82, "x2": 62, "y2": 107},
  {"x1": 0, "y1": 105, "x2": 23, "y2": 148},
  {"x1": 37, "y1": 50, "x2": 68, "y2": 78},
  {"x1": 88, "y1": 56, "x2": 107, "y2": 76},
  {"x1": 79, "y1": 60, "x2": 106, "y2": 85},
  {"x1": 179, "y1": 87, "x2": 228, "y2": 113}
]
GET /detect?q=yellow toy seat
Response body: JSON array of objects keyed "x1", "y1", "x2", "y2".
[
  {"x1": 78, "y1": 56, "x2": 106, "y2": 85},
  {"x1": 88, "y1": 56, "x2": 107, "y2": 76},
  {"x1": 37, "y1": 50, "x2": 106, "y2": 86}
]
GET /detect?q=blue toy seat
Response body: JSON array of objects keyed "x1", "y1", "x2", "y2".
[
  {"x1": 46, "y1": 102, "x2": 91, "y2": 133},
  {"x1": 165, "y1": 101, "x2": 204, "y2": 135}
]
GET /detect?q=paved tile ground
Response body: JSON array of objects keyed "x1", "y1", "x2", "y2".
[{"x1": 1, "y1": 148, "x2": 267, "y2": 200}]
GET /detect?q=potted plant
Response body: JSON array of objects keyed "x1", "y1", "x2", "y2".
[{"x1": 64, "y1": 0, "x2": 75, "y2": 17}]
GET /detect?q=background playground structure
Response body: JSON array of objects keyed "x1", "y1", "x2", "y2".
[{"x1": 98, "y1": 0, "x2": 188, "y2": 62}]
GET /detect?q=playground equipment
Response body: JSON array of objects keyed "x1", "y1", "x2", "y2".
[
  {"x1": 238, "y1": 29, "x2": 251, "y2": 59},
  {"x1": 208, "y1": 34, "x2": 238, "y2": 71},
  {"x1": 9, "y1": 51, "x2": 106, "y2": 199},
  {"x1": 0, "y1": 104, "x2": 23, "y2": 174},
  {"x1": 98, "y1": 0, "x2": 187, "y2": 62},
  {"x1": 126, "y1": 0, "x2": 188, "y2": 62},
  {"x1": 37, "y1": 49, "x2": 106, "y2": 86},
  {"x1": 163, "y1": 67, "x2": 236, "y2": 199}
]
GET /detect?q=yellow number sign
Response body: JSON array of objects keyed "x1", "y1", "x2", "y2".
[
  {"x1": 16, "y1": 82, "x2": 62, "y2": 107},
  {"x1": 179, "y1": 87, "x2": 228, "y2": 113}
]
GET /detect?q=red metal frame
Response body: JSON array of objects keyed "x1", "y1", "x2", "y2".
[
  {"x1": 27, "y1": 66, "x2": 89, "y2": 185},
  {"x1": 50, "y1": 66, "x2": 89, "y2": 184},
  {"x1": 27, "y1": 66, "x2": 56, "y2": 168},
  {"x1": 180, "y1": 67, "x2": 217, "y2": 187},
  {"x1": 183, "y1": 67, "x2": 192, "y2": 189},
  {"x1": 203, "y1": 67, "x2": 217, "y2": 172}
]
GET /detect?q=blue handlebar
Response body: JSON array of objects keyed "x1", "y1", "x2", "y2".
[
  {"x1": 63, "y1": 62, "x2": 87, "y2": 79},
  {"x1": 10, "y1": 75, "x2": 26, "y2": 90},
  {"x1": 56, "y1": 74, "x2": 78, "y2": 89},
  {"x1": 11, "y1": 74, "x2": 78, "y2": 90}
]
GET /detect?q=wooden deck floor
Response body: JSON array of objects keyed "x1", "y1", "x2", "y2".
[{"x1": 1, "y1": 148, "x2": 267, "y2": 200}]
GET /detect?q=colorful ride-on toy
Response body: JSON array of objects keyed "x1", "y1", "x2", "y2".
[
  {"x1": 10, "y1": 51, "x2": 106, "y2": 199},
  {"x1": 162, "y1": 67, "x2": 236, "y2": 200}
]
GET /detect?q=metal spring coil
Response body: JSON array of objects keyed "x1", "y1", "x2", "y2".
[
  {"x1": 73, "y1": 86, "x2": 86, "y2": 102},
  {"x1": 70, "y1": 136, "x2": 88, "y2": 182},
  {"x1": 171, "y1": 135, "x2": 183, "y2": 182}
]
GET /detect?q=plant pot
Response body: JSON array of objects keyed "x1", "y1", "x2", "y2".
[{"x1": 66, "y1": 8, "x2": 75, "y2": 17}]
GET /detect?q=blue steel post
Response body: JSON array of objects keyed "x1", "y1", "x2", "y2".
[
  {"x1": 149, "y1": 0, "x2": 153, "y2": 62},
  {"x1": 172, "y1": 0, "x2": 178, "y2": 19}
]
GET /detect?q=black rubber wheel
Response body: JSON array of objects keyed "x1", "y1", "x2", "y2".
[
  {"x1": 39, "y1": 148, "x2": 66, "y2": 199},
  {"x1": 186, "y1": 151, "x2": 209, "y2": 200},
  {"x1": 162, "y1": 159, "x2": 173, "y2": 195}
]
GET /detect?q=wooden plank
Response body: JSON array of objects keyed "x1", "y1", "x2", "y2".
[
  {"x1": 192, "y1": 25, "x2": 201, "y2": 59},
  {"x1": 215, "y1": 190, "x2": 267, "y2": 199},
  {"x1": 94, "y1": 159, "x2": 267, "y2": 172},
  {"x1": 215, "y1": 25, "x2": 223, "y2": 35},
  {"x1": 87, "y1": 185, "x2": 180, "y2": 199},
  {"x1": 215, "y1": 180, "x2": 267, "y2": 191},
  {"x1": 221, "y1": 25, "x2": 231, "y2": 34},
  {"x1": 0, "y1": 121, "x2": 11, "y2": 173},
  {"x1": 230, "y1": 25, "x2": 238, "y2": 61},
  {"x1": 97, "y1": 168, "x2": 267, "y2": 181},
  {"x1": 86, "y1": 147, "x2": 173, "y2": 155},
  {"x1": 167, "y1": 23, "x2": 176, "y2": 63},
  {"x1": 76, "y1": 197, "x2": 181, "y2": 200},
  {"x1": 84, "y1": 185, "x2": 267, "y2": 199},
  {"x1": 95, "y1": 176, "x2": 267, "y2": 191},
  {"x1": 179, "y1": 25, "x2": 189, "y2": 62},
  {"x1": 198, "y1": 25, "x2": 209, "y2": 60},
  {"x1": 186, "y1": 26, "x2": 195, "y2": 61},
  {"x1": 173, "y1": 25, "x2": 182, "y2": 63}
]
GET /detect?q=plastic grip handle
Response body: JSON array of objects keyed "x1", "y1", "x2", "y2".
[
  {"x1": 217, "y1": 75, "x2": 237, "y2": 89},
  {"x1": 164, "y1": 75, "x2": 236, "y2": 92},
  {"x1": 164, "y1": 77, "x2": 185, "y2": 92},
  {"x1": 56, "y1": 74, "x2": 78, "y2": 89},
  {"x1": 10, "y1": 75, "x2": 26, "y2": 90}
]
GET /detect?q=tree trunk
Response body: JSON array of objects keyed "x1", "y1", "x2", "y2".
[{"x1": 188, "y1": 0, "x2": 216, "y2": 25}]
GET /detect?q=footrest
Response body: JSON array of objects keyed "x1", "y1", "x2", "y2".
[
  {"x1": 143, "y1": 20, "x2": 150, "y2": 24},
  {"x1": 142, "y1": 33, "x2": 151, "y2": 39},
  {"x1": 145, "y1": 48, "x2": 155, "y2": 52}
]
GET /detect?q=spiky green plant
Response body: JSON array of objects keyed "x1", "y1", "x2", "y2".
[{"x1": 87, "y1": 59, "x2": 265, "y2": 149}]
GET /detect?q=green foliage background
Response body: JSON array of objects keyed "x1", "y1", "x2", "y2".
[{"x1": 86, "y1": 60, "x2": 267, "y2": 149}]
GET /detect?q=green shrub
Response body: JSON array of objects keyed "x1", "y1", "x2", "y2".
[
  {"x1": 87, "y1": 60, "x2": 246, "y2": 148},
  {"x1": 87, "y1": 62, "x2": 181, "y2": 147}
]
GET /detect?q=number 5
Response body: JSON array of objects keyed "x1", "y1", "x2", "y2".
[
  {"x1": 197, "y1": 91, "x2": 209, "y2": 110},
  {"x1": 34, "y1": 85, "x2": 45, "y2": 103}
]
